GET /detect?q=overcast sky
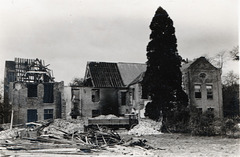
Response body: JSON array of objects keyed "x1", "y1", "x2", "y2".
[{"x1": 0, "y1": 0, "x2": 238, "y2": 84}]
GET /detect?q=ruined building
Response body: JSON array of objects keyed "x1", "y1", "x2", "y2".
[
  {"x1": 4, "y1": 58, "x2": 65, "y2": 124},
  {"x1": 65, "y1": 62, "x2": 147, "y2": 119},
  {"x1": 65, "y1": 57, "x2": 223, "y2": 119},
  {"x1": 4, "y1": 57, "x2": 223, "y2": 123}
]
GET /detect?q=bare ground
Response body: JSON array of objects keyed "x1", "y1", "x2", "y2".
[{"x1": 0, "y1": 133, "x2": 239, "y2": 157}]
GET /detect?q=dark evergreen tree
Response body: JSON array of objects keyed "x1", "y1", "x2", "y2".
[
  {"x1": 142, "y1": 7, "x2": 189, "y2": 130},
  {"x1": 222, "y1": 71, "x2": 239, "y2": 117}
]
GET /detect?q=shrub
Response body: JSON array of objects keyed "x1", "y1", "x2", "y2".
[
  {"x1": 223, "y1": 116, "x2": 240, "y2": 138},
  {"x1": 162, "y1": 104, "x2": 190, "y2": 133},
  {"x1": 190, "y1": 110, "x2": 240, "y2": 137},
  {"x1": 190, "y1": 110, "x2": 220, "y2": 136}
]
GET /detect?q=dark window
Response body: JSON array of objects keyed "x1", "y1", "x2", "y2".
[
  {"x1": 194, "y1": 85, "x2": 201, "y2": 98},
  {"x1": 44, "y1": 109, "x2": 53, "y2": 120},
  {"x1": 43, "y1": 83, "x2": 54, "y2": 103},
  {"x1": 206, "y1": 85, "x2": 213, "y2": 99},
  {"x1": 121, "y1": 92, "x2": 127, "y2": 106},
  {"x1": 27, "y1": 109, "x2": 38, "y2": 122},
  {"x1": 199, "y1": 73, "x2": 206, "y2": 79},
  {"x1": 7, "y1": 72, "x2": 15, "y2": 83},
  {"x1": 197, "y1": 108, "x2": 203, "y2": 114},
  {"x1": 92, "y1": 110, "x2": 100, "y2": 117},
  {"x1": 92, "y1": 89, "x2": 100, "y2": 102},
  {"x1": 207, "y1": 107, "x2": 214, "y2": 112},
  {"x1": 27, "y1": 84, "x2": 38, "y2": 97}
]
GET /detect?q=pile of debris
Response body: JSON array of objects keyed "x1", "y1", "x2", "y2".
[
  {"x1": 92, "y1": 114, "x2": 124, "y2": 119},
  {"x1": 0, "y1": 119, "x2": 120, "y2": 152},
  {"x1": 0, "y1": 118, "x2": 158, "y2": 155},
  {"x1": 0, "y1": 123, "x2": 10, "y2": 131},
  {"x1": 0, "y1": 128, "x2": 24, "y2": 140},
  {"x1": 42, "y1": 118, "x2": 84, "y2": 136},
  {"x1": 128, "y1": 119, "x2": 162, "y2": 136}
]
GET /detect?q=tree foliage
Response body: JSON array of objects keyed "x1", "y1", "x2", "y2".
[
  {"x1": 222, "y1": 71, "x2": 239, "y2": 117},
  {"x1": 69, "y1": 77, "x2": 85, "y2": 87},
  {"x1": 142, "y1": 7, "x2": 189, "y2": 128}
]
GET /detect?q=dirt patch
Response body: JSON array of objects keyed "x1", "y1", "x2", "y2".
[{"x1": 127, "y1": 133, "x2": 240, "y2": 157}]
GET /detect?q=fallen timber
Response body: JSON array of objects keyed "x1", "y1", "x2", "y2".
[{"x1": 0, "y1": 119, "x2": 157, "y2": 155}]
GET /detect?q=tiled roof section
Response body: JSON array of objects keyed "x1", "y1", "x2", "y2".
[
  {"x1": 117, "y1": 63, "x2": 147, "y2": 86},
  {"x1": 88, "y1": 62, "x2": 124, "y2": 88}
]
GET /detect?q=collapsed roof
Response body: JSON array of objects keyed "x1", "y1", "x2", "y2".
[{"x1": 84, "y1": 62, "x2": 147, "y2": 88}]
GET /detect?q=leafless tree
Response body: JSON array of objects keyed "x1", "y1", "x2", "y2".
[
  {"x1": 229, "y1": 46, "x2": 239, "y2": 61},
  {"x1": 222, "y1": 71, "x2": 239, "y2": 87}
]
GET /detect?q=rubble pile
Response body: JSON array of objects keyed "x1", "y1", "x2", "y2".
[
  {"x1": 0, "y1": 128, "x2": 23, "y2": 140},
  {"x1": 93, "y1": 114, "x2": 121, "y2": 119},
  {"x1": 128, "y1": 119, "x2": 162, "y2": 136},
  {"x1": 0, "y1": 123, "x2": 10, "y2": 130},
  {"x1": 0, "y1": 118, "x2": 158, "y2": 155},
  {"x1": 43, "y1": 119, "x2": 84, "y2": 135}
]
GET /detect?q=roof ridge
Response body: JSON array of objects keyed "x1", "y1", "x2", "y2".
[
  {"x1": 87, "y1": 61, "x2": 146, "y2": 65},
  {"x1": 117, "y1": 62, "x2": 146, "y2": 65}
]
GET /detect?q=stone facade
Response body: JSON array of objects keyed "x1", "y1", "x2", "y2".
[
  {"x1": 129, "y1": 81, "x2": 153, "y2": 118},
  {"x1": 69, "y1": 87, "x2": 132, "y2": 118},
  {"x1": 182, "y1": 57, "x2": 223, "y2": 118},
  {"x1": 9, "y1": 81, "x2": 64, "y2": 124},
  {"x1": 4, "y1": 58, "x2": 65, "y2": 124}
]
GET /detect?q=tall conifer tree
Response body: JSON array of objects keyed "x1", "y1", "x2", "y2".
[{"x1": 142, "y1": 7, "x2": 188, "y2": 125}]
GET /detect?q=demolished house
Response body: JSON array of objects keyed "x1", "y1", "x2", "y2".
[
  {"x1": 4, "y1": 58, "x2": 65, "y2": 124},
  {"x1": 3, "y1": 56, "x2": 223, "y2": 125},
  {"x1": 67, "y1": 57, "x2": 223, "y2": 119},
  {"x1": 67, "y1": 62, "x2": 148, "y2": 118}
]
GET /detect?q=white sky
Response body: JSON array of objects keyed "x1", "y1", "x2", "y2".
[{"x1": 0, "y1": 0, "x2": 238, "y2": 84}]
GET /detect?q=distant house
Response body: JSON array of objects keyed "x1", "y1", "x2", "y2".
[
  {"x1": 181, "y1": 57, "x2": 223, "y2": 118},
  {"x1": 128, "y1": 57, "x2": 223, "y2": 118},
  {"x1": 4, "y1": 58, "x2": 65, "y2": 124},
  {"x1": 67, "y1": 62, "x2": 147, "y2": 118}
]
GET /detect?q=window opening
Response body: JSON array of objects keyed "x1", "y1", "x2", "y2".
[
  {"x1": 121, "y1": 92, "x2": 127, "y2": 106},
  {"x1": 27, "y1": 84, "x2": 38, "y2": 97},
  {"x1": 194, "y1": 85, "x2": 201, "y2": 98},
  {"x1": 92, "y1": 110, "x2": 100, "y2": 117},
  {"x1": 44, "y1": 109, "x2": 53, "y2": 120},
  {"x1": 27, "y1": 109, "x2": 38, "y2": 122},
  {"x1": 43, "y1": 83, "x2": 54, "y2": 103},
  {"x1": 207, "y1": 107, "x2": 214, "y2": 112},
  {"x1": 92, "y1": 89, "x2": 100, "y2": 102},
  {"x1": 206, "y1": 85, "x2": 213, "y2": 99},
  {"x1": 197, "y1": 108, "x2": 203, "y2": 114}
]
